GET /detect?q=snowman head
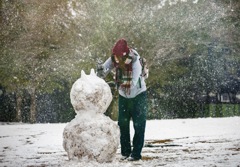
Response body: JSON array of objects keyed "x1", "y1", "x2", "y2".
[{"x1": 70, "y1": 69, "x2": 112, "y2": 114}]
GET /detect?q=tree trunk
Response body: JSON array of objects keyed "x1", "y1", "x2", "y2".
[
  {"x1": 29, "y1": 88, "x2": 37, "y2": 123},
  {"x1": 232, "y1": 93, "x2": 237, "y2": 104},
  {"x1": 204, "y1": 91, "x2": 210, "y2": 117},
  {"x1": 16, "y1": 91, "x2": 22, "y2": 122},
  {"x1": 228, "y1": 92, "x2": 232, "y2": 103}
]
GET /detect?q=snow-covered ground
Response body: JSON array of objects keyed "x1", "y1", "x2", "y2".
[{"x1": 0, "y1": 117, "x2": 240, "y2": 167}]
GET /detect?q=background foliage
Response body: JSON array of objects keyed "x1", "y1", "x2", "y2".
[{"x1": 0, "y1": 0, "x2": 240, "y2": 122}]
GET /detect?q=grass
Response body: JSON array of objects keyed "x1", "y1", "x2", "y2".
[{"x1": 209, "y1": 103, "x2": 240, "y2": 117}]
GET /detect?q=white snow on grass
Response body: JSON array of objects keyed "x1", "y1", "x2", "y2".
[{"x1": 0, "y1": 117, "x2": 240, "y2": 167}]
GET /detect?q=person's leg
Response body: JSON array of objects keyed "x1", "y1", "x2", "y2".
[
  {"x1": 130, "y1": 92, "x2": 147, "y2": 160},
  {"x1": 118, "y1": 95, "x2": 131, "y2": 157}
]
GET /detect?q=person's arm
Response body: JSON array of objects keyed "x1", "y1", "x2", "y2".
[
  {"x1": 97, "y1": 57, "x2": 114, "y2": 78},
  {"x1": 131, "y1": 50, "x2": 142, "y2": 87}
]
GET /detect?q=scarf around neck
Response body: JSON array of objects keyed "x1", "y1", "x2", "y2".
[{"x1": 112, "y1": 54, "x2": 133, "y2": 95}]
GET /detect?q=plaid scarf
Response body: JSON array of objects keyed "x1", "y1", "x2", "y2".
[{"x1": 112, "y1": 56, "x2": 133, "y2": 95}]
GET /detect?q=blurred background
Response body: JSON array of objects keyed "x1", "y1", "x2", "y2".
[{"x1": 0, "y1": 0, "x2": 240, "y2": 123}]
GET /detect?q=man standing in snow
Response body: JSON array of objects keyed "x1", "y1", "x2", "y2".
[{"x1": 97, "y1": 38, "x2": 148, "y2": 161}]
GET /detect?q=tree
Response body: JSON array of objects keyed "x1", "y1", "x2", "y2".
[
  {"x1": 1, "y1": 0, "x2": 240, "y2": 121},
  {"x1": 0, "y1": 0, "x2": 88, "y2": 122}
]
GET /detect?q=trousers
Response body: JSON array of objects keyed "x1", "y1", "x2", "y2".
[{"x1": 118, "y1": 91, "x2": 147, "y2": 159}]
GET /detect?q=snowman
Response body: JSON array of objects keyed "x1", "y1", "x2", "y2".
[{"x1": 63, "y1": 69, "x2": 120, "y2": 163}]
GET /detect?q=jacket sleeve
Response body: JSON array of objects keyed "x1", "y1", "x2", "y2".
[
  {"x1": 131, "y1": 51, "x2": 142, "y2": 87},
  {"x1": 102, "y1": 57, "x2": 114, "y2": 77}
]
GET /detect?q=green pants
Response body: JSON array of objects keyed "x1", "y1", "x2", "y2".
[{"x1": 118, "y1": 91, "x2": 147, "y2": 159}]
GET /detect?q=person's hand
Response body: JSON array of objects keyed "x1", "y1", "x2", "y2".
[
  {"x1": 107, "y1": 81, "x2": 116, "y2": 88},
  {"x1": 96, "y1": 64, "x2": 105, "y2": 78}
]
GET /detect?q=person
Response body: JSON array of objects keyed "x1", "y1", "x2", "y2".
[{"x1": 97, "y1": 38, "x2": 148, "y2": 161}]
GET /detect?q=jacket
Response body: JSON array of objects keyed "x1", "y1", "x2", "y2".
[{"x1": 102, "y1": 49, "x2": 147, "y2": 98}]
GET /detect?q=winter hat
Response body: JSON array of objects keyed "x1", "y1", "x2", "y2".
[{"x1": 112, "y1": 39, "x2": 130, "y2": 56}]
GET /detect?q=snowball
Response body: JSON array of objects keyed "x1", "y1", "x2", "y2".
[
  {"x1": 70, "y1": 69, "x2": 112, "y2": 114},
  {"x1": 63, "y1": 114, "x2": 119, "y2": 163}
]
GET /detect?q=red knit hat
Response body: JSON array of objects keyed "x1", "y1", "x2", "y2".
[{"x1": 112, "y1": 39, "x2": 130, "y2": 56}]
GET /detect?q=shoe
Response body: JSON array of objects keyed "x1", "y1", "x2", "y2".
[
  {"x1": 127, "y1": 156, "x2": 140, "y2": 161},
  {"x1": 120, "y1": 156, "x2": 129, "y2": 161}
]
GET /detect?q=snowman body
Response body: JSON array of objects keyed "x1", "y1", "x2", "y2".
[{"x1": 63, "y1": 69, "x2": 119, "y2": 163}]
